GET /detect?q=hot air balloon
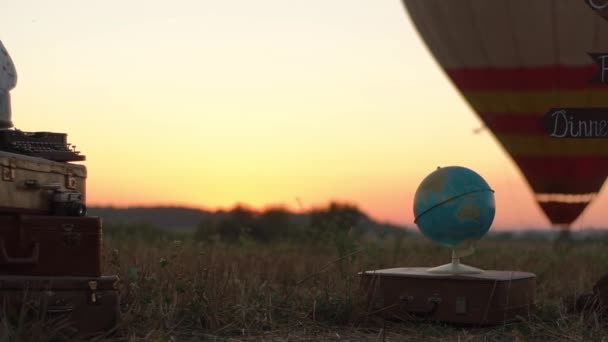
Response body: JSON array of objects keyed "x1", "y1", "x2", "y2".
[{"x1": 401, "y1": 1, "x2": 608, "y2": 228}]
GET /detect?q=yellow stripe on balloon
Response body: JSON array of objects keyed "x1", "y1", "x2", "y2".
[
  {"x1": 460, "y1": 90, "x2": 608, "y2": 114},
  {"x1": 535, "y1": 193, "x2": 596, "y2": 204}
]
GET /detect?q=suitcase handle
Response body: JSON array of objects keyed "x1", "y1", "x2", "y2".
[
  {"x1": 47, "y1": 304, "x2": 74, "y2": 314},
  {"x1": 0, "y1": 239, "x2": 40, "y2": 265},
  {"x1": 23, "y1": 179, "x2": 61, "y2": 190},
  {"x1": 399, "y1": 295, "x2": 441, "y2": 317}
]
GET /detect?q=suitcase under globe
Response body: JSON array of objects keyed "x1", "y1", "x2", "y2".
[
  {"x1": 0, "y1": 150, "x2": 86, "y2": 215},
  {"x1": 0, "y1": 275, "x2": 120, "y2": 336},
  {"x1": 360, "y1": 267, "x2": 536, "y2": 325},
  {"x1": 0, "y1": 215, "x2": 102, "y2": 276}
]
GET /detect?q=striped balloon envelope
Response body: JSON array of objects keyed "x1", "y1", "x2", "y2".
[{"x1": 402, "y1": 1, "x2": 608, "y2": 227}]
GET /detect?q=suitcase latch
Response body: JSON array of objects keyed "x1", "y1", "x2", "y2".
[
  {"x1": 399, "y1": 295, "x2": 414, "y2": 303},
  {"x1": 65, "y1": 174, "x2": 77, "y2": 190},
  {"x1": 428, "y1": 295, "x2": 442, "y2": 304},
  {"x1": 88, "y1": 280, "x2": 99, "y2": 305},
  {"x1": 62, "y1": 224, "x2": 81, "y2": 247},
  {"x1": 455, "y1": 296, "x2": 467, "y2": 314},
  {"x1": 2, "y1": 161, "x2": 15, "y2": 182}
]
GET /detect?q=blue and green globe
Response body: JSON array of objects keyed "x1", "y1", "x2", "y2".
[{"x1": 413, "y1": 166, "x2": 496, "y2": 248}]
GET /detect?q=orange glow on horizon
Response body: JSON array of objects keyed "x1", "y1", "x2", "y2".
[{"x1": 2, "y1": 0, "x2": 606, "y2": 230}]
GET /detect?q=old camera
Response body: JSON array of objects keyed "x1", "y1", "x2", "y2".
[{"x1": 51, "y1": 191, "x2": 87, "y2": 217}]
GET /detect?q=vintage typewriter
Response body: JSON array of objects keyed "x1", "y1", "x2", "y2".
[{"x1": 0, "y1": 129, "x2": 85, "y2": 162}]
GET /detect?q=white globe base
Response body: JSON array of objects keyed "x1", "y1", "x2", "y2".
[
  {"x1": 427, "y1": 262, "x2": 484, "y2": 274},
  {"x1": 426, "y1": 248, "x2": 484, "y2": 275}
]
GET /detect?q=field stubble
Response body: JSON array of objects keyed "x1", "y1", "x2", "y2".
[{"x1": 2, "y1": 233, "x2": 608, "y2": 341}]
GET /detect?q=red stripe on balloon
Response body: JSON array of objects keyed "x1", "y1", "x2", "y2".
[
  {"x1": 446, "y1": 65, "x2": 600, "y2": 91},
  {"x1": 512, "y1": 156, "x2": 608, "y2": 194},
  {"x1": 479, "y1": 113, "x2": 546, "y2": 135}
]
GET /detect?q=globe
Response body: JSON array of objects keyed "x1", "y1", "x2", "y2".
[{"x1": 413, "y1": 166, "x2": 495, "y2": 248}]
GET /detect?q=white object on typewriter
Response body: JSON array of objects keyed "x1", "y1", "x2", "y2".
[{"x1": 0, "y1": 40, "x2": 17, "y2": 128}]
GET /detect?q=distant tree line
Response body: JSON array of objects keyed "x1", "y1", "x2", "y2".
[{"x1": 194, "y1": 202, "x2": 368, "y2": 244}]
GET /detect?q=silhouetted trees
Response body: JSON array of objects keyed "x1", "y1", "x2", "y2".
[
  {"x1": 194, "y1": 202, "x2": 368, "y2": 244},
  {"x1": 220, "y1": 205, "x2": 255, "y2": 241},
  {"x1": 252, "y1": 207, "x2": 289, "y2": 242},
  {"x1": 310, "y1": 202, "x2": 365, "y2": 239}
]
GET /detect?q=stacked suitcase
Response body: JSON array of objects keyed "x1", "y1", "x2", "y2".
[
  {"x1": 0, "y1": 150, "x2": 120, "y2": 335},
  {"x1": 1, "y1": 40, "x2": 119, "y2": 335}
]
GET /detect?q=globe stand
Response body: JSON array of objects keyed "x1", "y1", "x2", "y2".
[
  {"x1": 426, "y1": 249, "x2": 484, "y2": 274},
  {"x1": 359, "y1": 166, "x2": 536, "y2": 324}
]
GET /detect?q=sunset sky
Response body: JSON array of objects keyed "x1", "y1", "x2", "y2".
[{"x1": 1, "y1": 0, "x2": 606, "y2": 229}]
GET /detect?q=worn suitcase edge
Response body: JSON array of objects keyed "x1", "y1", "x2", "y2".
[
  {"x1": 359, "y1": 268, "x2": 536, "y2": 326},
  {"x1": 0, "y1": 275, "x2": 121, "y2": 335}
]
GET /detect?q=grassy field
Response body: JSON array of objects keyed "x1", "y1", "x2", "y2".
[{"x1": 2, "y1": 229, "x2": 608, "y2": 341}]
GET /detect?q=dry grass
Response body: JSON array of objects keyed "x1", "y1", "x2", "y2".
[{"x1": 2, "y1": 235, "x2": 608, "y2": 341}]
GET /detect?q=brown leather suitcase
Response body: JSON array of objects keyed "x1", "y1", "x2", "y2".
[
  {"x1": 0, "y1": 214, "x2": 102, "y2": 276},
  {"x1": 360, "y1": 267, "x2": 536, "y2": 325},
  {"x1": 0, "y1": 275, "x2": 120, "y2": 336},
  {"x1": 0, "y1": 151, "x2": 86, "y2": 214}
]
